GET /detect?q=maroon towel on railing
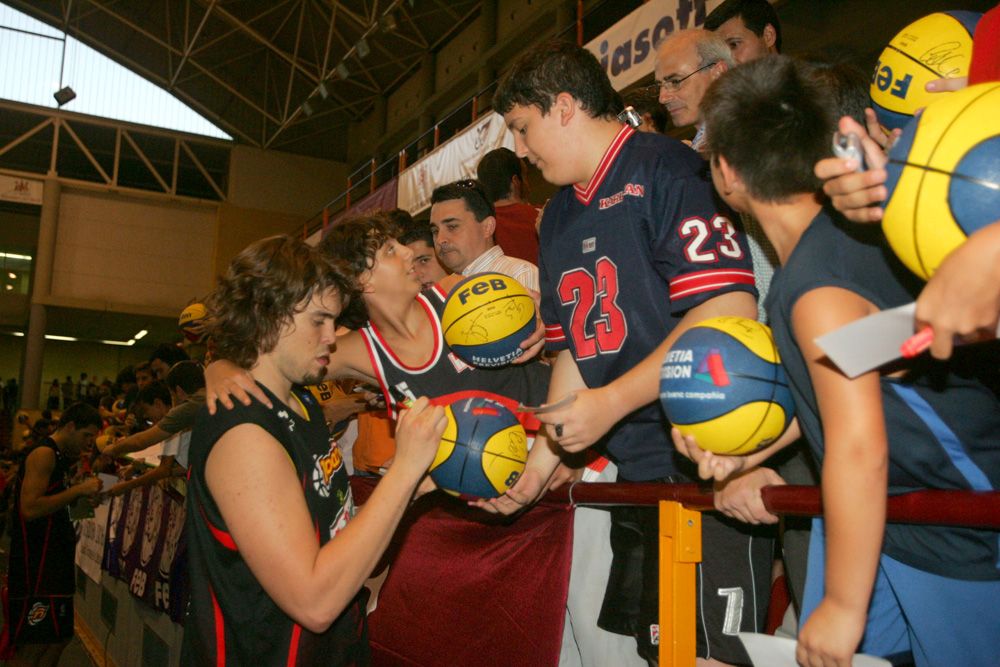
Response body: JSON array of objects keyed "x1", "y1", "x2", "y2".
[{"x1": 352, "y1": 477, "x2": 573, "y2": 667}]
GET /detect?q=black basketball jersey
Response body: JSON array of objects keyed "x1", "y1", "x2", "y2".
[
  {"x1": 8, "y1": 438, "x2": 76, "y2": 598},
  {"x1": 766, "y1": 207, "x2": 1000, "y2": 580},
  {"x1": 183, "y1": 383, "x2": 368, "y2": 666},
  {"x1": 538, "y1": 126, "x2": 757, "y2": 481},
  {"x1": 359, "y1": 289, "x2": 550, "y2": 433}
]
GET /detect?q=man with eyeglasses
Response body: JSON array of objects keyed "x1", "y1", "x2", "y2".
[
  {"x1": 429, "y1": 179, "x2": 539, "y2": 292},
  {"x1": 653, "y1": 29, "x2": 734, "y2": 151}
]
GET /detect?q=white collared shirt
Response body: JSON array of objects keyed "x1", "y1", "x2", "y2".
[{"x1": 462, "y1": 245, "x2": 539, "y2": 293}]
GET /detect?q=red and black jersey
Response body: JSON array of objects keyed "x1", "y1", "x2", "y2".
[
  {"x1": 360, "y1": 289, "x2": 550, "y2": 434},
  {"x1": 539, "y1": 126, "x2": 757, "y2": 481},
  {"x1": 183, "y1": 384, "x2": 367, "y2": 666},
  {"x1": 8, "y1": 439, "x2": 76, "y2": 599},
  {"x1": 4, "y1": 438, "x2": 77, "y2": 648}
]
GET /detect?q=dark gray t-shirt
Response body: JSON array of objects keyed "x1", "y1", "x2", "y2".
[{"x1": 158, "y1": 388, "x2": 206, "y2": 435}]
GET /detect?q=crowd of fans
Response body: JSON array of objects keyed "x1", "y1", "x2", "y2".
[{"x1": 1, "y1": 1, "x2": 998, "y2": 665}]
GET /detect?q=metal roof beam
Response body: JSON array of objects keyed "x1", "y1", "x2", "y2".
[{"x1": 170, "y1": 0, "x2": 217, "y2": 87}]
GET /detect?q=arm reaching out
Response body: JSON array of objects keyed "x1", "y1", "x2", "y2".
[
  {"x1": 207, "y1": 397, "x2": 445, "y2": 632},
  {"x1": 915, "y1": 221, "x2": 1000, "y2": 359},
  {"x1": 536, "y1": 291, "x2": 757, "y2": 451}
]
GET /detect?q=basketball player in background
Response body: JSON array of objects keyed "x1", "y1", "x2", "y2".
[
  {"x1": 3, "y1": 403, "x2": 103, "y2": 666},
  {"x1": 183, "y1": 234, "x2": 445, "y2": 664},
  {"x1": 492, "y1": 40, "x2": 766, "y2": 667},
  {"x1": 686, "y1": 54, "x2": 1000, "y2": 667}
]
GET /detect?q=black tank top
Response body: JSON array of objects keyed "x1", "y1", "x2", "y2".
[
  {"x1": 183, "y1": 383, "x2": 368, "y2": 666},
  {"x1": 8, "y1": 438, "x2": 76, "y2": 598}
]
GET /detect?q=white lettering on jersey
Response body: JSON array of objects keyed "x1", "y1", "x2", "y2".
[{"x1": 598, "y1": 183, "x2": 645, "y2": 210}]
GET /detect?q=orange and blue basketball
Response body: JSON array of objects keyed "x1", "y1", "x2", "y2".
[
  {"x1": 429, "y1": 396, "x2": 528, "y2": 499},
  {"x1": 882, "y1": 82, "x2": 1000, "y2": 280},
  {"x1": 659, "y1": 317, "x2": 794, "y2": 456},
  {"x1": 870, "y1": 11, "x2": 980, "y2": 131},
  {"x1": 441, "y1": 272, "x2": 536, "y2": 367}
]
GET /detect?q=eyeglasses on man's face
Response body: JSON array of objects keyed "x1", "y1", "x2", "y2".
[{"x1": 647, "y1": 62, "x2": 718, "y2": 93}]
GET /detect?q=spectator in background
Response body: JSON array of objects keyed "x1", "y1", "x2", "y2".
[
  {"x1": 622, "y1": 88, "x2": 668, "y2": 134},
  {"x1": 429, "y1": 179, "x2": 539, "y2": 292},
  {"x1": 60, "y1": 376, "x2": 74, "y2": 410},
  {"x1": 46, "y1": 380, "x2": 60, "y2": 411},
  {"x1": 76, "y1": 373, "x2": 89, "y2": 402},
  {"x1": 104, "y1": 361, "x2": 206, "y2": 496},
  {"x1": 134, "y1": 362, "x2": 155, "y2": 391},
  {"x1": 477, "y1": 147, "x2": 540, "y2": 264},
  {"x1": 705, "y1": 0, "x2": 781, "y2": 64},
  {"x1": 149, "y1": 343, "x2": 190, "y2": 381},
  {"x1": 4, "y1": 378, "x2": 18, "y2": 415},
  {"x1": 653, "y1": 29, "x2": 734, "y2": 149},
  {"x1": 397, "y1": 219, "x2": 449, "y2": 290}
]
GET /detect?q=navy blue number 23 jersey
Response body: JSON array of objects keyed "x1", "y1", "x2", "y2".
[{"x1": 539, "y1": 126, "x2": 757, "y2": 481}]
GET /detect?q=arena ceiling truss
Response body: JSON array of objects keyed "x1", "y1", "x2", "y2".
[{"x1": 8, "y1": 0, "x2": 481, "y2": 160}]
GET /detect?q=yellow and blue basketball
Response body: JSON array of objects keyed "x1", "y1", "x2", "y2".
[
  {"x1": 659, "y1": 317, "x2": 794, "y2": 456},
  {"x1": 870, "y1": 11, "x2": 980, "y2": 131},
  {"x1": 882, "y1": 82, "x2": 1000, "y2": 280},
  {"x1": 441, "y1": 272, "x2": 536, "y2": 368},
  {"x1": 429, "y1": 396, "x2": 528, "y2": 499},
  {"x1": 178, "y1": 302, "x2": 209, "y2": 343}
]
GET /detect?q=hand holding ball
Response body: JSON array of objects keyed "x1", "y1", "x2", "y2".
[
  {"x1": 660, "y1": 317, "x2": 794, "y2": 456},
  {"x1": 870, "y1": 11, "x2": 980, "y2": 131},
  {"x1": 429, "y1": 397, "x2": 528, "y2": 499},
  {"x1": 882, "y1": 82, "x2": 1000, "y2": 280},
  {"x1": 441, "y1": 273, "x2": 536, "y2": 367}
]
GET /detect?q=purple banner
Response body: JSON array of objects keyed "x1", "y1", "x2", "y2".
[
  {"x1": 328, "y1": 178, "x2": 399, "y2": 229},
  {"x1": 103, "y1": 486, "x2": 188, "y2": 623}
]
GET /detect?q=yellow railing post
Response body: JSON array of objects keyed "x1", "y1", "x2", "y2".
[{"x1": 658, "y1": 500, "x2": 702, "y2": 667}]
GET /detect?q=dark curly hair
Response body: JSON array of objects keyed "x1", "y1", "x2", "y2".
[
  {"x1": 318, "y1": 213, "x2": 402, "y2": 330},
  {"x1": 208, "y1": 235, "x2": 353, "y2": 369},
  {"x1": 494, "y1": 39, "x2": 621, "y2": 120}
]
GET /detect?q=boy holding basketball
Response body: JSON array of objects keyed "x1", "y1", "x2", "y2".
[
  {"x1": 491, "y1": 40, "x2": 770, "y2": 666},
  {"x1": 689, "y1": 55, "x2": 1000, "y2": 666},
  {"x1": 206, "y1": 213, "x2": 550, "y2": 432}
]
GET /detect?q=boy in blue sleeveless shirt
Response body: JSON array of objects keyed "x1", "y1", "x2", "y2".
[{"x1": 683, "y1": 55, "x2": 1000, "y2": 667}]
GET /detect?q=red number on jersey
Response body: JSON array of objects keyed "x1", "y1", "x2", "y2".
[
  {"x1": 558, "y1": 257, "x2": 627, "y2": 359},
  {"x1": 680, "y1": 215, "x2": 744, "y2": 263}
]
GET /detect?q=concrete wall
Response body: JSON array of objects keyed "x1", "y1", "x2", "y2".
[
  {"x1": 436, "y1": 21, "x2": 483, "y2": 88},
  {"x1": 50, "y1": 190, "x2": 216, "y2": 316},
  {"x1": 387, "y1": 67, "x2": 429, "y2": 137},
  {"x1": 227, "y1": 145, "x2": 347, "y2": 216},
  {"x1": 213, "y1": 202, "x2": 309, "y2": 276},
  {"x1": 497, "y1": 0, "x2": 553, "y2": 43},
  {"x1": 76, "y1": 572, "x2": 184, "y2": 667}
]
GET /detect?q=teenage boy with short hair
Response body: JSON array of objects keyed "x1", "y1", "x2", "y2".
[
  {"x1": 492, "y1": 39, "x2": 765, "y2": 666},
  {"x1": 694, "y1": 54, "x2": 1000, "y2": 667}
]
